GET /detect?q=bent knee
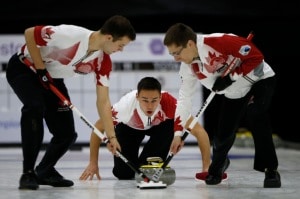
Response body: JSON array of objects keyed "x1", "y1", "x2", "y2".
[{"x1": 112, "y1": 167, "x2": 135, "y2": 180}]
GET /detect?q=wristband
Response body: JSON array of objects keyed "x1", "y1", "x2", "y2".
[{"x1": 108, "y1": 136, "x2": 117, "y2": 140}]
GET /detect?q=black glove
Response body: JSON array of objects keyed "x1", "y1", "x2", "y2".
[
  {"x1": 36, "y1": 69, "x2": 53, "y2": 89},
  {"x1": 212, "y1": 75, "x2": 234, "y2": 92}
]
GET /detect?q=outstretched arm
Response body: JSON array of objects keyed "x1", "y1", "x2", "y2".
[
  {"x1": 95, "y1": 85, "x2": 121, "y2": 154},
  {"x1": 170, "y1": 115, "x2": 211, "y2": 171},
  {"x1": 79, "y1": 119, "x2": 104, "y2": 180},
  {"x1": 189, "y1": 117, "x2": 211, "y2": 172}
]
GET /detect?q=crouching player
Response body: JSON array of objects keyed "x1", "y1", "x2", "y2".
[{"x1": 80, "y1": 77, "x2": 227, "y2": 184}]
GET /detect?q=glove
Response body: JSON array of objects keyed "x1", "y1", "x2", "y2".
[
  {"x1": 212, "y1": 75, "x2": 234, "y2": 92},
  {"x1": 36, "y1": 69, "x2": 53, "y2": 89}
]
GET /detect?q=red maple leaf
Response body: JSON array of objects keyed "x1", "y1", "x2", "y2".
[{"x1": 174, "y1": 116, "x2": 183, "y2": 132}]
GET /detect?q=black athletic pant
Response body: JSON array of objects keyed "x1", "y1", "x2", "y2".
[
  {"x1": 6, "y1": 53, "x2": 77, "y2": 176},
  {"x1": 209, "y1": 76, "x2": 278, "y2": 175},
  {"x1": 112, "y1": 119, "x2": 174, "y2": 179}
]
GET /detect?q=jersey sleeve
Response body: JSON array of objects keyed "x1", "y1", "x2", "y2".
[
  {"x1": 111, "y1": 90, "x2": 136, "y2": 124},
  {"x1": 174, "y1": 63, "x2": 198, "y2": 136},
  {"x1": 160, "y1": 92, "x2": 177, "y2": 119},
  {"x1": 204, "y1": 34, "x2": 264, "y2": 80},
  {"x1": 33, "y1": 24, "x2": 88, "y2": 47},
  {"x1": 94, "y1": 52, "x2": 112, "y2": 87}
]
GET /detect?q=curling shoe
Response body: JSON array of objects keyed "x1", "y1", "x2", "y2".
[
  {"x1": 205, "y1": 158, "x2": 230, "y2": 185},
  {"x1": 36, "y1": 168, "x2": 74, "y2": 187},
  {"x1": 195, "y1": 171, "x2": 228, "y2": 182},
  {"x1": 19, "y1": 170, "x2": 39, "y2": 190},
  {"x1": 264, "y1": 169, "x2": 281, "y2": 188}
]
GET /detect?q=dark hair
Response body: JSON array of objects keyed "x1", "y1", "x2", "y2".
[
  {"x1": 163, "y1": 23, "x2": 197, "y2": 47},
  {"x1": 137, "y1": 77, "x2": 161, "y2": 94},
  {"x1": 100, "y1": 15, "x2": 136, "y2": 42}
]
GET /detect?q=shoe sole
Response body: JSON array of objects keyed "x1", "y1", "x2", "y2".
[
  {"x1": 195, "y1": 177, "x2": 228, "y2": 183},
  {"x1": 37, "y1": 182, "x2": 74, "y2": 187},
  {"x1": 195, "y1": 173, "x2": 228, "y2": 182},
  {"x1": 19, "y1": 185, "x2": 39, "y2": 190},
  {"x1": 264, "y1": 181, "x2": 281, "y2": 188}
]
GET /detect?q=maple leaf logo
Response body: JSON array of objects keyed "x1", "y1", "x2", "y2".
[
  {"x1": 174, "y1": 116, "x2": 183, "y2": 132},
  {"x1": 152, "y1": 111, "x2": 165, "y2": 125},
  {"x1": 43, "y1": 27, "x2": 54, "y2": 40},
  {"x1": 204, "y1": 51, "x2": 227, "y2": 73},
  {"x1": 191, "y1": 63, "x2": 207, "y2": 80},
  {"x1": 112, "y1": 108, "x2": 119, "y2": 125}
]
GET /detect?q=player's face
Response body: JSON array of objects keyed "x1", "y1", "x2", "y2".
[
  {"x1": 167, "y1": 41, "x2": 198, "y2": 64},
  {"x1": 136, "y1": 90, "x2": 161, "y2": 117},
  {"x1": 103, "y1": 36, "x2": 132, "y2": 54}
]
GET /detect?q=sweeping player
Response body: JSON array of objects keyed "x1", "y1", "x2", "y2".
[
  {"x1": 80, "y1": 77, "x2": 226, "y2": 184},
  {"x1": 6, "y1": 15, "x2": 136, "y2": 190},
  {"x1": 163, "y1": 23, "x2": 281, "y2": 188}
]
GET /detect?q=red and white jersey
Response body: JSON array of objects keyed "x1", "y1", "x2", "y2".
[
  {"x1": 174, "y1": 33, "x2": 275, "y2": 135},
  {"x1": 18, "y1": 24, "x2": 112, "y2": 87},
  {"x1": 111, "y1": 90, "x2": 177, "y2": 130}
]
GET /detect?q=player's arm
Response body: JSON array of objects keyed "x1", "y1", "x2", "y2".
[
  {"x1": 79, "y1": 119, "x2": 104, "y2": 180},
  {"x1": 95, "y1": 85, "x2": 120, "y2": 154}
]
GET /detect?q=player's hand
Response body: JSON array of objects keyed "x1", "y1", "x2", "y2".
[
  {"x1": 107, "y1": 137, "x2": 121, "y2": 155},
  {"x1": 79, "y1": 163, "x2": 101, "y2": 180},
  {"x1": 170, "y1": 136, "x2": 184, "y2": 155},
  {"x1": 36, "y1": 69, "x2": 53, "y2": 89},
  {"x1": 212, "y1": 75, "x2": 234, "y2": 92}
]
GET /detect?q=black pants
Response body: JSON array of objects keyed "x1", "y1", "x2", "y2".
[
  {"x1": 6, "y1": 53, "x2": 77, "y2": 176},
  {"x1": 112, "y1": 119, "x2": 174, "y2": 179},
  {"x1": 209, "y1": 76, "x2": 278, "y2": 175}
]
